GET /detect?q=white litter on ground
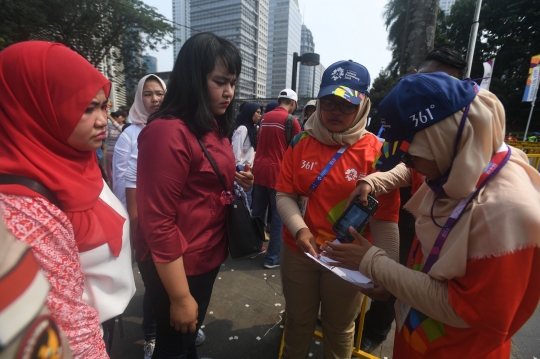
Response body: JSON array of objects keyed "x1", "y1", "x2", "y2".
[
  {"x1": 201, "y1": 325, "x2": 205, "y2": 329},
  {"x1": 309, "y1": 353, "x2": 313, "y2": 357},
  {"x1": 229, "y1": 337, "x2": 233, "y2": 340},
  {"x1": 222, "y1": 264, "x2": 225, "y2": 266},
  {"x1": 274, "y1": 303, "x2": 282, "y2": 306},
  {"x1": 218, "y1": 277, "x2": 221, "y2": 280},
  {"x1": 209, "y1": 311, "x2": 213, "y2": 314},
  {"x1": 256, "y1": 336, "x2": 261, "y2": 341},
  {"x1": 271, "y1": 275, "x2": 275, "y2": 277},
  {"x1": 279, "y1": 325, "x2": 284, "y2": 328},
  {"x1": 231, "y1": 269, "x2": 234, "y2": 271},
  {"x1": 315, "y1": 341, "x2": 320, "y2": 345},
  {"x1": 245, "y1": 304, "x2": 249, "y2": 307},
  {"x1": 234, "y1": 336, "x2": 238, "y2": 340}
]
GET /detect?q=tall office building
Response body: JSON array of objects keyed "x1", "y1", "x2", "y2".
[
  {"x1": 266, "y1": 0, "x2": 302, "y2": 99},
  {"x1": 97, "y1": 48, "x2": 126, "y2": 109},
  {"x1": 312, "y1": 63, "x2": 325, "y2": 98},
  {"x1": 439, "y1": 0, "x2": 457, "y2": 13},
  {"x1": 173, "y1": 0, "x2": 190, "y2": 58},
  {"x1": 143, "y1": 55, "x2": 158, "y2": 74},
  {"x1": 297, "y1": 24, "x2": 315, "y2": 98},
  {"x1": 188, "y1": 0, "x2": 269, "y2": 99}
]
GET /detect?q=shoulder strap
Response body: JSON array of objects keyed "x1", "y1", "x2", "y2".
[
  {"x1": 197, "y1": 139, "x2": 229, "y2": 192},
  {"x1": 0, "y1": 174, "x2": 61, "y2": 209},
  {"x1": 285, "y1": 114, "x2": 294, "y2": 145}
]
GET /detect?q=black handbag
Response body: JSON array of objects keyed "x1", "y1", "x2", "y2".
[{"x1": 198, "y1": 140, "x2": 265, "y2": 260}]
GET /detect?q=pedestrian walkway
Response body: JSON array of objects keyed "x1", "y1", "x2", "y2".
[{"x1": 111, "y1": 255, "x2": 537, "y2": 359}]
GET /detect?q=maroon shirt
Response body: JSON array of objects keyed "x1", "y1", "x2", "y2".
[
  {"x1": 136, "y1": 118, "x2": 235, "y2": 276},
  {"x1": 252, "y1": 107, "x2": 301, "y2": 188}
]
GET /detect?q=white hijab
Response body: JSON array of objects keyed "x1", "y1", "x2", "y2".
[{"x1": 128, "y1": 74, "x2": 166, "y2": 126}]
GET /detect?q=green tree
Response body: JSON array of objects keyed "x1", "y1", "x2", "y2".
[
  {"x1": 0, "y1": 0, "x2": 174, "y2": 93},
  {"x1": 440, "y1": 0, "x2": 540, "y2": 130}
]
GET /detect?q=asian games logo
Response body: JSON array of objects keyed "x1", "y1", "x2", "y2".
[
  {"x1": 345, "y1": 168, "x2": 358, "y2": 181},
  {"x1": 331, "y1": 67, "x2": 344, "y2": 81}
]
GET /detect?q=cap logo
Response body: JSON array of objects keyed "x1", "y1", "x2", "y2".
[
  {"x1": 344, "y1": 70, "x2": 360, "y2": 82},
  {"x1": 331, "y1": 67, "x2": 344, "y2": 81},
  {"x1": 409, "y1": 105, "x2": 435, "y2": 127}
]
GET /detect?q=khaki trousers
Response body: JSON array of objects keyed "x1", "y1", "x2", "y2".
[{"x1": 281, "y1": 245, "x2": 363, "y2": 359}]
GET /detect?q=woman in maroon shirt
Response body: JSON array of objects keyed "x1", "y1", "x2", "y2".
[{"x1": 136, "y1": 33, "x2": 252, "y2": 359}]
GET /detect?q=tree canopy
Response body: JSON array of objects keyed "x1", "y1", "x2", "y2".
[
  {"x1": 374, "y1": 0, "x2": 540, "y2": 130},
  {"x1": 0, "y1": 0, "x2": 174, "y2": 91}
]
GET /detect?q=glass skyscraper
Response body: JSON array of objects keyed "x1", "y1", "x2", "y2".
[
  {"x1": 173, "y1": 0, "x2": 269, "y2": 99},
  {"x1": 266, "y1": 0, "x2": 302, "y2": 99},
  {"x1": 297, "y1": 24, "x2": 315, "y2": 98},
  {"x1": 439, "y1": 0, "x2": 457, "y2": 13}
]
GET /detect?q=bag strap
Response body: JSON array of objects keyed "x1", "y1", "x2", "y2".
[
  {"x1": 285, "y1": 114, "x2": 294, "y2": 144},
  {"x1": 0, "y1": 174, "x2": 61, "y2": 209},
  {"x1": 197, "y1": 139, "x2": 229, "y2": 192}
]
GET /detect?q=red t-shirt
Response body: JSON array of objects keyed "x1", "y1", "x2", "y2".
[
  {"x1": 136, "y1": 118, "x2": 235, "y2": 276},
  {"x1": 252, "y1": 107, "x2": 301, "y2": 188},
  {"x1": 275, "y1": 132, "x2": 400, "y2": 251}
]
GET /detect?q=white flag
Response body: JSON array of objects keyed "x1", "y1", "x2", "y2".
[{"x1": 480, "y1": 59, "x2": 495, "y2": 90}]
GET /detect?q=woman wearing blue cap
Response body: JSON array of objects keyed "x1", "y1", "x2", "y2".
[
  {"x1": 275, "y1": 60, "x2": 400, "y2": 358},
  {"x1": 323, "y1": 72, "x2": 540, "y2": 358}
]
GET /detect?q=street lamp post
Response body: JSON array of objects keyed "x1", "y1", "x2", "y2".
[{"x1": 291, "y1": 51, "x2": 320, "y2": 92}]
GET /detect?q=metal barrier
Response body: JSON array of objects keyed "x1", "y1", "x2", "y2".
[{"x1": 277, "y1": 296, "x2": 380, "y2": 359}]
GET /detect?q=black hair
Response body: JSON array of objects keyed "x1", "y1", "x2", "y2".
[
  {"x1": 419, "y1": 47, "x2": 467, "y2": 79},
  {"x1": 118, "y1": 105, "x2": 130, "y2": 113},
  {"x1": 116, "y1": 110, "x2": 127, "y2": 118},
  {"x1": 148, "y1": 32, "x2": 242, "y2": 138}
]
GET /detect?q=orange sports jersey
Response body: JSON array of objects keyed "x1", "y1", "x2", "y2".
[
  {"x1": 276, "y1": 132, "x2": 399, "y2": 252},
  {"x1": 397, "y1": 240, "x2": 540, "y2": 358}
]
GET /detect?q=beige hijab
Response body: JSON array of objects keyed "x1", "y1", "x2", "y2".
[
  {"x1": 303, "y1": 97, "x2": 371, "y2": 146},
  {"x1": 403, "y1": 89, "x2": 540, "y2": 280},
  {"x1": 129, "y1": 74, "x2": 166, "y2": 126}
]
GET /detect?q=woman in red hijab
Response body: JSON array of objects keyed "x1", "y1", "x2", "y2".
[{"x1": 0, "y1": 41, "x2": 135, "y2": 358}]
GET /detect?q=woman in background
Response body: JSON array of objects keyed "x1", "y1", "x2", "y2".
[{"x1": 231, "y1": 102, "x2": 262, "y2": 208}]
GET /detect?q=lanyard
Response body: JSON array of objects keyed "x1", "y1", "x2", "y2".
[
  {"x1": 420, "y1": 143, "x2": 511, "y2": 274},
  {"x1": 307, "y1": 145, "x2": 347, "y2": 195}
]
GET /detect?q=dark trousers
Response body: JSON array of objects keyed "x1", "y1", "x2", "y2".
[
  {"x1": 138, "y1": 260, "x2": 219, "y2": 359},
  {"x1": 142, "y1": 290, "x2": 157, "y2": 341},
  {"x1": 357, "y1": 296, "x2": 397, "y2": 343}
]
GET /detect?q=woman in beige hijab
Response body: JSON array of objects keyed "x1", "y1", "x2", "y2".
[
  {"x1": 275, "y1": 60, "x2": 400, "y2": 359},
  {"x1": 323, "y1": 72, "x2": 540, "y2": 358}
]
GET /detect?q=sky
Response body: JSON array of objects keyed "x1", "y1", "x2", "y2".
[{"x1": 142, "y1": 0, "x2": 393, "y2": 87}]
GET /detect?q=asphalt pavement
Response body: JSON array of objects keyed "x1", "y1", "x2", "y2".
[{"x1": 110, "y1": 254, "x2": 539, "y2": 359}]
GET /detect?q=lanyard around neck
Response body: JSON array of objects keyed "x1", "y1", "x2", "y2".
[
  {"x1": 307, "y1": 145, "x2": 347, "y2": 195},
  {"x1": 421, "y1": 143, "x2": 511, "y2": 274}
]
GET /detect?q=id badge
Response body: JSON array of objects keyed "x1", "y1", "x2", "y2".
[
  {"x1": 297, "y1": 195, "x2": 308, "y2": 218},
  {"x1": 395, "y1": 299, "x2": 412, "y2": 332}
]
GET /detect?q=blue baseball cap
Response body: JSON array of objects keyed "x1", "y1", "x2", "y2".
[
  {"x1": 317, "y1": 60, "x2": 370, "y2": 105},
  {"x1": 373, "y1": 72, "x2": 478, "y2": 171}
]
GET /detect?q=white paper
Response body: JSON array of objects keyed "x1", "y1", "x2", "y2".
[{"x1": 305, "y1": 239, "x2": 374, "y2": 289}]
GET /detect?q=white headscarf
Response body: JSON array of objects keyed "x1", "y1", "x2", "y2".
[{"x1": 128, "y1": 74, "x2": 166, "y2": 126}]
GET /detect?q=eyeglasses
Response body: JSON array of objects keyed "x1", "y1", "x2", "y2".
[
  {"x1": 320, "y1": 98, "x2": 357, "y2": 115},
  {"x1": 400, "y1": 153, "x2": 416, "y2": 168}
]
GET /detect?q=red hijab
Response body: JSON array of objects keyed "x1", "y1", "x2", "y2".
[{"x1": 0, "y1": 41, "x2": 123, "y2": 256}]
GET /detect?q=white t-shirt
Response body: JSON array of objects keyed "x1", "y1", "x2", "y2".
[
  {"x1": 112, "y1": 124, "x2": 143, "y2": 208},
  {"x1": 231, "y1": 125, "x2": 255, "y2": 167}
]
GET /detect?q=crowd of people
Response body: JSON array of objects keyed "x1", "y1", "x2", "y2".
[{"x1": 0, "y1": 33, "x2": 539, "y2": 359}]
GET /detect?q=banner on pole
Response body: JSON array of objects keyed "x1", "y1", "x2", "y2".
[
  {"x1": 480, "y1": 59, "x2": 495, "y2": 90},
  {"x1": 522, "y1": 54, "x2": 540, "y2": 102}
]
